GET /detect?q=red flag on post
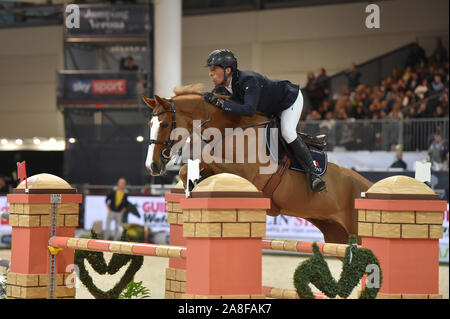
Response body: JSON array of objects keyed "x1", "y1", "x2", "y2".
[{"x1": 17, "y1": 161, "x2": 28, "y2": 190}]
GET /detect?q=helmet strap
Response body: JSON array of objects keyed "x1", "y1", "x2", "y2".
[{"x1": 222, "y1": 68, "x2": 232, "y2": 86}]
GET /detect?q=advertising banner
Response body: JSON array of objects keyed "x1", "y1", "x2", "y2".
[
  {"x1": 58, "y1": 72, "x2": 140, "y2": 104},
  {"x1": 84, "y1": 195, "x2": 169, "y2": 234},
  {"x1": 83, "y1": 195, "x2": 325, "y2": 240},
  {"x1": 65, "y1": 5, "x2": 149, "y2": 37},
  {"x1": 266, "y1": 215, "x2": 324, "y2": 241},
  {"x1": 0, "y1": 197, "x2": 11, "y2": 248}
]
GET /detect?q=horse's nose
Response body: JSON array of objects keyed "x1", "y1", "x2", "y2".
[{"x1": 151, "y1": 162, "x2": 159, "y2": 173}]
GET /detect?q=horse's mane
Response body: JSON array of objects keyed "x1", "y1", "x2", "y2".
[
  {"x1": 173, "y1": 83, "x2": 204, "y2": 96},
  {"x1": 172, "y1": 83, "x2": 268, "y2": 122}
]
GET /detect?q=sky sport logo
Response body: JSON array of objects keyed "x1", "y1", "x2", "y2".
[
  {"x1": 71, "y1": 79, "x2": 127, "y2": 95},
  {"x1": 71, "y1": 80, "x2": 90, "y2": 94},
  {"x1": 92, "y1": 80, "x2": 127, "y2": 95}
]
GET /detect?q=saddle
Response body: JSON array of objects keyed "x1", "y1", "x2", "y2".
[{"x1": 265, "y1": 115, "x2": 328, "y2": 176}]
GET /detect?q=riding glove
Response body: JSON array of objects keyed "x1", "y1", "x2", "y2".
[{"x1": 203, "y1": 92, "x2": 224, "y2": 109}]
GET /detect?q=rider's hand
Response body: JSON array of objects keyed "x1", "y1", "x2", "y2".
[{"x1": 203, "y1": 92, "x2": 224, "y2": 109}]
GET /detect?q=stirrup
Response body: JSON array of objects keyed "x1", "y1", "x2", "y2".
[
  {"x1": 312, "y1": 177, "x2": 327, "y2": 193},
  {"x1": 306, "y1": 171, "x2": 327, "y2": 193}
]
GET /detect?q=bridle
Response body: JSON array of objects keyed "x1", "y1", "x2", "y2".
[
  {"x1": 148, "y1": 99, "x2": 177, "y2": 165},
  {"x1": 148, "y1": 98, "x2": 212, "y2": 166}
]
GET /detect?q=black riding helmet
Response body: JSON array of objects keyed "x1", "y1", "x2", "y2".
[{"x1": 206, "y1": 49, "x2": 237, "y2": 85}]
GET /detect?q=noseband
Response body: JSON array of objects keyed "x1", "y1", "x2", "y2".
[
  {"x1": 149, "y1": 99, "x2": 177, "y2": 165},
  {"x1": 149, "y1": 98, "x2": 212, "y2": 166}
]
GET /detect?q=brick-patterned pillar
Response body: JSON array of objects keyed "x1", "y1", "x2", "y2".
[
  {"x1": 180, "y1": 173, "x2": 270, "y2": 299},
  {"x1": 164, "y1": 181, "x2": 186, "y2": 299},
  {"x1": 355, "y1": 176, "x2": 446, "y2": 299},
  {"x1": 6, "y1": 174, "x2": 82, "y2": 299}
]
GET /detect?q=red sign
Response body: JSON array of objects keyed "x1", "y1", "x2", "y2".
[
  {"x1": 1, "y1": 203, "x2": 8, "y2": 225},
  {"x1": 91, "y1": 79, "x2": 126, "y2": 95},
  {"x1": 17, "y1": 161, "x2": 28, "y2": 189}
]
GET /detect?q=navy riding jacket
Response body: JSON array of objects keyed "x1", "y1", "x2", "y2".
[{"x1": 222, "y1": 69, "x2": 300, "y2": 117}]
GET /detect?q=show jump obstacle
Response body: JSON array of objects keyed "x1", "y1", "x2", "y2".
[{"x1": 6, "y1": 173, "x2": 445, "y2": 299}]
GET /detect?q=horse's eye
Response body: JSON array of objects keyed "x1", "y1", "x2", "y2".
[{"x1": 161, "y1": 123, "x2": 169, "y2": 129}]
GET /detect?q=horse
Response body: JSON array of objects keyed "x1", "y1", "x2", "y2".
[{"x1": 142, "y1": 86, "x2": 372, "y2": 244}]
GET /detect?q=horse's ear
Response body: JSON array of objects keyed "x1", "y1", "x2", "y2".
[
  {"x1": 142, "y1": 96, "x2": 155, "y2": 109},
  {"x1": 154, "y1": 95, "x2": 169, "y2": 108}
]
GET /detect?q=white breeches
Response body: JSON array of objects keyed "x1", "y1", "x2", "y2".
[{"x1": 280, "y1": 90, "x2": 303, "y2": 144}]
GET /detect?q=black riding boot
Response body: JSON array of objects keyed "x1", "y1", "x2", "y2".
[{"x1": 287, "y1": 136, "x2": 327, "y2": 193}]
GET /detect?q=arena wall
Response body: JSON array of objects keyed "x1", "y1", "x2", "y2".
[
  {"x1": 183, "y1": 0, "x2": 449, "y2": 88},
  {"x1": 0, "y1": 0, "x2": 448, "y2": 139},
  {"x1": 0, "y1": 26, "x2": 64, "y2": 139}
]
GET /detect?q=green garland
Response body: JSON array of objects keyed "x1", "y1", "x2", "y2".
[
  {"x1": 293, "y1": 235, "x2": 382, "y2": 299},
  {"x1": 74, "y1": 230, "x2": 144, "y2": 299},
  {"x1": 119, "y1": 281, "x2": 151, "y2": 299}
]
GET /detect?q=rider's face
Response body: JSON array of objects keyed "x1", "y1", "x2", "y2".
[{"x1": 208, "y1": 66, "x2": 225, "y2": 86}]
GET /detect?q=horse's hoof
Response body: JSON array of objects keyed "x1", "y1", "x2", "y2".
[{"x1": 188, "y1": 180, "x2": 195, "y2": 192}]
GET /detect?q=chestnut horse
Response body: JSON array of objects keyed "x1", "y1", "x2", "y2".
[{"x1": 143, "y1": 87, "x2": 372, "y2": 244}]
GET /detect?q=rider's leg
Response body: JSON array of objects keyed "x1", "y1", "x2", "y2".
[{"x1": 280, "y1": 90, "x2": 326, "y2": 193}]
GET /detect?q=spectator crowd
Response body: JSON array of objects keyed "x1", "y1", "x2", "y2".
[
  {"x1": 299, "y1": 38, "x2": 449, "y2": 163},
  {"x1": 303, "y1": 38, "x2": 449, "y2": 122}
]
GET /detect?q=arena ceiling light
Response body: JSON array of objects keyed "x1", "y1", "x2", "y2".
[
  {"x1": 68, "y1": 138, "x2": 76, "y2": 144},
  {"x1": 0, "y1": 137, "x2": 66, "y2": 151},
  {"x1": 136, "y1": 136, "x2": 144, "y2": 142}
]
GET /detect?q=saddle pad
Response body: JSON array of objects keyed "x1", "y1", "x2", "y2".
[{"x1": 265, "y1": 124, "x2": 328, "y2": 176}]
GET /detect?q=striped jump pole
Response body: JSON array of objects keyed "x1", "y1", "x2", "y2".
[
  {"x1": 262, "y1": 286, "x2": 326, "y2": 299},
  {"x1": 48, "y1": 236, "x2": 186, "y2": 258},
  {"x1": 262, "y1": 238, "x2": 358, "y2": 258}
]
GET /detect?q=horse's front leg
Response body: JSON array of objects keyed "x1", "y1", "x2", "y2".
[
  {"x1": 178, "y1": 164, "x2": 188, "y2": 188},
  {"x1": 178, "y1": 162, "x2": 221, "y2": 190}
]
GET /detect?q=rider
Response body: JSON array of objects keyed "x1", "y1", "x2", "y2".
[{"x1": 203, "y1": 49, "x2": 326, "y2": 193}]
